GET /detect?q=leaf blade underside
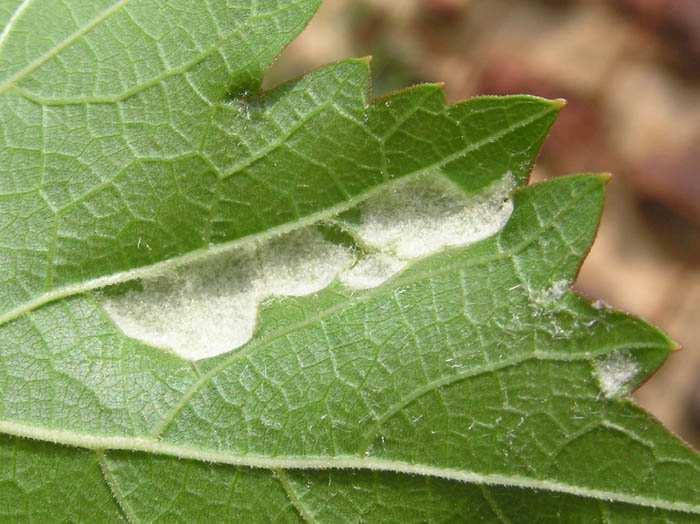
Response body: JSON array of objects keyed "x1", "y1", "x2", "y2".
[
  {"x1": 0, "y1": 0, "x2": 558, "y2": 324},
  {"x1": 0, "y1": 1, "x2": 698, "y2": 522}
]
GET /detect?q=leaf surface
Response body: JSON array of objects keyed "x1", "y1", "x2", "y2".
[{"x1": 0, "y1": 1, "x2": 698, "y2": 522}]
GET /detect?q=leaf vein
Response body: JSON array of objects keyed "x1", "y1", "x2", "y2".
[
  {"x1": 273, "y1": 469, "x2": 316, "y2": 523},
  {"x1": 0, "y1": 104, "x2": 556, "y2": 328},
  {"x1": 97, "y1": 450, "x2": 138, "y2": 524},
  {"x1": 1, "y1": 420, "x2": 696, "y2": 515},
  {"x1": 0, "y1": 0, "x2": 131, "y2": 95}
]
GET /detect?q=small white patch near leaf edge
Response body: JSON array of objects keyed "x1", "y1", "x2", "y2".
[{"x1": 595, "y1": 350, "x2": 641, "y2": 398}]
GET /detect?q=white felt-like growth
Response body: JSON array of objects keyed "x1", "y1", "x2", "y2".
[
  {"x1": 339, "y1": 252, "x2": 407, "y2": 291},
  {"x1": 102, "y1": 173, "x2": 516, "y2": 360},
  {"x1": 351, "y1": 173, "x2": 515, "y2": 259},
  {"x1": 595, "y1": 351, "x2": 640, "y2": 398},
  {"x1": 102, "y1": 230, "x2": 354, "y2": 360}
]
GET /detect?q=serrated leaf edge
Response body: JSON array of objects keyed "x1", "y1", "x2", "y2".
[{"x1": 0, "y1": 101, "x2": 558, "y2": 328}]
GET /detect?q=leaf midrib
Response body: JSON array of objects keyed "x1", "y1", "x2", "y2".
[
  {"x1": 1, "y1": 418, "x2": 696, "y2": 515},
  {"x1": 0, "y1": 104, "x2": 557, "y2": 328}
]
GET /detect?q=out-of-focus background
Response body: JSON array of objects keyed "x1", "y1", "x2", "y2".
[{"x1": 265, "y1": 0, "x2": 700, "y2": 449}]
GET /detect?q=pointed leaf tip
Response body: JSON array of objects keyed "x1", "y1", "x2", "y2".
[{"x1": 597, "y1": 172, "x2": 613, "y2": 184}]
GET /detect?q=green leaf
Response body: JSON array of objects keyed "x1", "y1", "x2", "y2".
[{"x1": 0, "y1": 1, "x2": 697, "y2": 522}]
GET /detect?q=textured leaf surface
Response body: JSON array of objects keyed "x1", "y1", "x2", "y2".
[{"x1": 0, "y1": 1, "x2": 698, "y2": 522}]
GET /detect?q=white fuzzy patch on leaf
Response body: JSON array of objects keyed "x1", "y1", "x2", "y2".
[
  {"x1": 339, "y1": 252, "x2": 407, "y2": 290},
  {"x1": 102, "y1": 230, "x2": 354, "y2": 360},
  {"x1": 595, "y1": 351, "x2": 641, "y2": 398},
  {"x1": 530, "y1": 279, "x2": 570, "y2": 313},
  {"x1": 350, "y1": 173, "x2": 515, "y2": 259},
  {"x1": 101, "y1": 173, "x2": 515, "y2": 360},
  {"x1": 542, "y1": 280, "x2": 569, "y2": 302}
]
